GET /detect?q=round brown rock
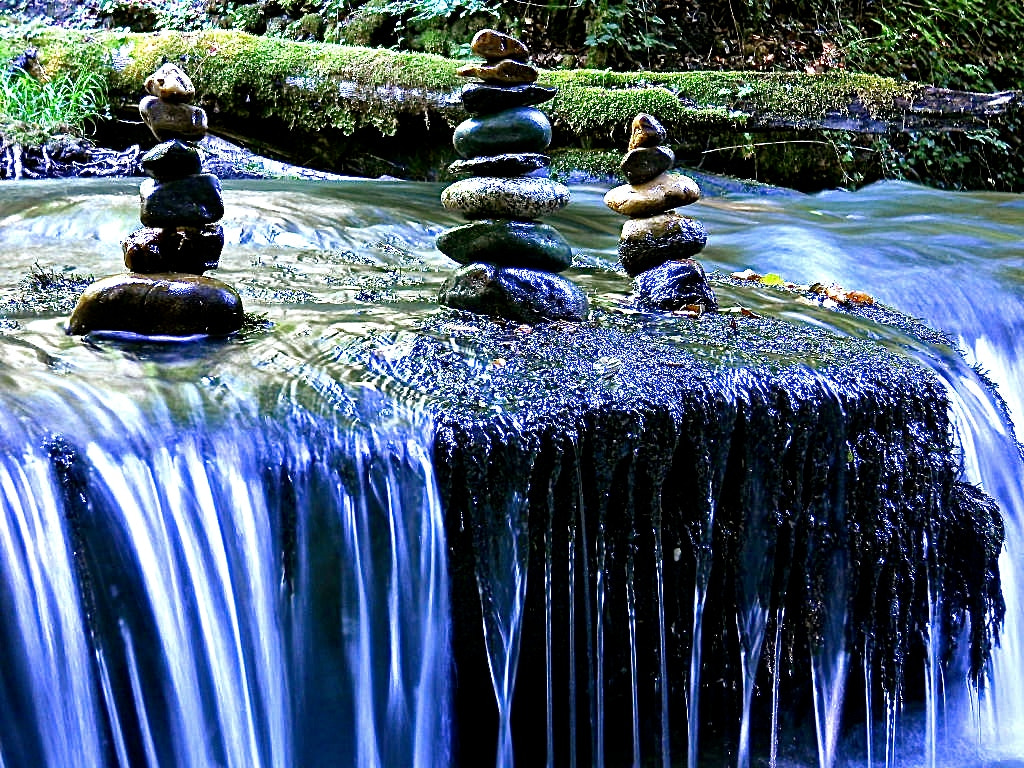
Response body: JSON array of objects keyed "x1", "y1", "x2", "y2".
[
  {"x1": 144, "y1": 63, "x2": 196, "y2": 103},
  {"x1": 618, "y1": 213, "x2": 707, "y2": 275},
  {"x1": 442, "y1": 177, "x2": 570, "y2": 220},
  {"x1": 604, "y1": 172, "x2": 701, "y2": 218},
  {"x1": 457, "y1": 59, "x2": 538, "y2": 85},
  {"x1": 628, "y1": 113, "x2": 667, "y2": 151},
  {"x1": 124, "y1": 225, "x2": 224, "y2": 274},
  {"x1": 67, "y1": 273, "x2": 243, "y2": 337},
  {"x1": 471, "y1": 29, "x2": 529, "y2": 61},
  {"x1": 139, "y1": 96, "x2": 208, "y2": 141}
]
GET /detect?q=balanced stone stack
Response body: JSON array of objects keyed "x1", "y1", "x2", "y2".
[
  {"x1": 68, "y1": 64, "x2": 243, "y2": 337},
  {"x1": 604, "y1": 114, "x2": 717, "y2": 312},
  {"x1": 436, "y1": 29, "x2": 588, "y2": 324}
]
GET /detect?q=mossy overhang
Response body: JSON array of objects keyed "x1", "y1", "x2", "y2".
[{"x1": 11, "y1": 26, "x2": 1007, "y2": 155}]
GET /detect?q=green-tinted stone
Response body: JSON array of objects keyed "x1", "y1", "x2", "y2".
[
  {"x1": 453, "y1": 107, "x2": 552, "y2": 159},
  {"x1": 140, "y1": 174, "x2": 224, "y2": 228},
  {"x1": 437, "y1": 220, "x2": 572, "y2": 272},
  {"x1": 448, "y1": 153, "x2": 550, "y2": 178},
  {"x1": 618, "y1": 213, "x2": 707, "y2": 275},
  {"x1": 140, "y1": 139, "x2": 202, "y2": 180},
  {"x1": 461, "y1": 83, "x2": 557, "y2": 115},
  {"x1": 439, "y1": 263, "x2": 588, "y2": 323},
  {"x1": 67, "y1": 273, "x2": 243, "y2": 336},
  {"x1": 441, "y1": 176, "x2": 569, "y2": 220},
  {"x1": 620, "y1": 146, "x2": 674, "y2": 185}
]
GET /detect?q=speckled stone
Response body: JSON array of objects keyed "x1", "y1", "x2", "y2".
[
  {"x1": 604, "y1": 172, "x2": 701, "y2": 218},
  {"x1": 457, "y1": 59, "x2": 538, "y2": 85},
  {"x1": 442, "y1": 176, "x2": 570, "y2": 220},
  {"x1": 437, "y1": 220, "x2": 572, "y2": 271},
  {"x1": 122, "y1": 225, "x2": 224, "y2": 274},
  {"x1": 633, "y1": 258, "x2": 718, "y2": 311},
  {"x1": 144, "y1": 63, "x2": 195, "y2": 103},
  {"x1": 461, "y1": 83, "x2": 557, "y2": 115},
  {"x1": 620, "y1": 146, "x2": 674, "y2": 185},
  {"x1": 140, "y1": 139, "x2": 202, "y2": 180},
  {"x1": 471, "y1": 29, "x2": 530, "y2": 61},
  {"x1": 618, "y1": 213, "x2": 707, "y2": 275},
  {"x1": 453, "y1": 107, "x2": 551, "y2": 158},
  {"x1": 628, "y1": 113, "x2": 667, "y2": 150},
  {"x1": 139, "y1": 96, "x2": 208, "y2": 141},
  {"x1": 67, "y1": 273, "x2": 243, "y2": 336},
  {"x1": 439, "y1": 263, "x2": 588, "y2": 323},
  {"x1": 448, "y1": 153, "x2": 550, "y2": 178},
  {"x1": 140, "y1": 174, "x2": 224, "y2": 228}
]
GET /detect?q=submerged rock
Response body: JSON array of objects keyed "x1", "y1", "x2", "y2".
[
  {"x1": 632, "y1": 258, "x2": 718, "y2": 310},
  {"x1": 439, "y1": 263, "x2": 588, "y2": 323},
  {"x1": 437, "y1": 219, "x2": 572, "y2": 271},
  {"x1": 618, "y1": 213, "x2": 707, "y2": 275},
  {"x1": 441, "y1": 176, "x2": 570, "y2": 220},
  {"x1": 453, "y1": 107, "x2": 552, "y2": 158},
  {"x1": 67, "y1": 273, "x2": 243, "y2": 336}
]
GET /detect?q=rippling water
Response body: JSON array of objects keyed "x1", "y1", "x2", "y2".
[{"x1": 0, "y1": 177, "x2": 1021, "y2": 768}]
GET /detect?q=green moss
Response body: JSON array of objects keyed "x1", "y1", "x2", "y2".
[{"x1": 549, "y1": 148, "x2": 622, "y2": 181}]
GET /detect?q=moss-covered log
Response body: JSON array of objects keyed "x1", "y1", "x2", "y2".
[{"x1": 8, "y1": 27, "x2": 1020, "y2": 184}]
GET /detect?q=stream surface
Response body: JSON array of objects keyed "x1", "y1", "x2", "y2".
[{"x1": 0, "y1": 177, "x2": 1021, "y2": 768}]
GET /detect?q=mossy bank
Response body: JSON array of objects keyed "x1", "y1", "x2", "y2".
[{"x1": 3, "y1": 25, "x2": 1021, "y2": 188}]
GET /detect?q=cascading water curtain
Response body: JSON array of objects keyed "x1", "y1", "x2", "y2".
[{"x1": 0, "y1": 380, "x2": 450, "y2": 768}]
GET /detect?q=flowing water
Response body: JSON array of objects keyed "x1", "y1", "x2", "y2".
[{"x1": 0, "y1": 177, "x2": 1021, "y2": 768}]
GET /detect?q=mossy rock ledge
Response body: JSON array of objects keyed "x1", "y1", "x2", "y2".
[{"x1": 350, "y1": 307, "x2": 1004, "y2": 765}]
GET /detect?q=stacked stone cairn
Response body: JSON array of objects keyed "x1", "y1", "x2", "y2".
[
  {"x1": 69, "y1": 63, "x2": 243, "y2": 337},
  {"x1": 436, "y1": 30, "x2": 588, "y2": 324},
  {"x1": 604, "y1": 113, "x2": 718, "y2": 312}
]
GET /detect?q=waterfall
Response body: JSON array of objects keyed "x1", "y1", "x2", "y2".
[{"x1": 0, "y1": 377, "x2": 450, "y2": 768}]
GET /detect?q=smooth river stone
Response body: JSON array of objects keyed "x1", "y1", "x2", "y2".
[
  {"x1": 439, "y1": 263, "x2": 588, "y2": 323},
  {"x1": 457, "y1": 59, "x2": 538, "y2": 85},
  {"x1": 628, "y1": 112, "x2": 667, "y2": 150},
  {"x1": 604, "y1": 172, "x2": 701, "y2": 218},
  {"x1": 140, "y1": 139, "x2": 202, "y2": 180},
  {"x1": 471, "y1": 29, "x2": 530, "y2": 61},
  {"x1": 454, "y1": 107, "x2": 551, "y2": 158},
  {"x1": 437, "y1": 220, "x2": 572, "y2": 272},
  {"x1": 122, "y1": 225, "x2": 224, "y2": 274},
  {"x1": 633, "y1": 258, "x2": 718, "y2": 312},
  {"x1": 618, "y1": 213, "x2": 707, "y2": 275},
  {"x1": 140, "y1": 174, "x2": 224, "y2": 228},
  {"x1": 139, "y1": 96, "x2": 208, "y2": 141},
  {"x1": 620, "y1": 146, "x2": 674, "y2": 185},
  {"x1": 442, "y1": 176, "x2": 570, "y2": 220},
  {"x1": 461, "y1": 83, "x2": 557, "y2": 115},
  {"x1": 448, "y1": 153, "x2": 549, "y2": 178},
  {"x1": 144, "y1": 63, "x2": 196, "y2": 103},
  {"x1": 67, "y1": 273, "x2": 243, "y2": 336}
]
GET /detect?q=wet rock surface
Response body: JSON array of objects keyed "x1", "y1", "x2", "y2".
[
  {"x1": 438, "y1": 263, "x2": 588, "y2": 323},
  {"x1": 618, "y1": 213, "x2": 708, "y2": 275},
  {"x1": 442, "y1": 176, "x2": 569, "y2": 220},
  {"x1": 67, "y1": 273, "x2": 243, "y2": 336},
  {"x1": 437, "y1": 220, "x2": 572, "y2": 271},
  {"x1": 632, "y1": 258, "x2": 719, "y2": 310},
  {"x1": 453, "y1": 107, "x2": 552, "y2": 158}
]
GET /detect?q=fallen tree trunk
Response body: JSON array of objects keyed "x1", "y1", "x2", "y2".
[{"x1": 11, "y1": 27, "x2": 1024, "y2": 186}]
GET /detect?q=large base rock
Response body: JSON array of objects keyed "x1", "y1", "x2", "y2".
[{"x1": 67, "y1": 273, "x2": 243, "y2": 337}]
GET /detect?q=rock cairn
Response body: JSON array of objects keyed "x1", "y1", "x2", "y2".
[
  {"x1": 604, "y1": 113, "x2": 717, "y2": 312},
  {"x1": 437, "y1": 29, "x2": 588, "y2": 324},
  {"x1": 69, "y1": 63, "x2": 243, "y2": 337}
]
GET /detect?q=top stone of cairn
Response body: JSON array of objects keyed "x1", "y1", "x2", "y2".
[
  {"x1": 628, "y1": 113, "x2": 668, "y2": 151},
  {"x1": 471, "y1": 29, "x2": 530, "y2": 61},
  {"x1": 145, "y1": 63, "x2": 196, "y2": 103}
]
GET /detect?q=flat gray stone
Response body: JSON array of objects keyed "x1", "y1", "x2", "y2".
[{"x1": 441, "y1": 176, "x2": 569, "y2": 220}]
